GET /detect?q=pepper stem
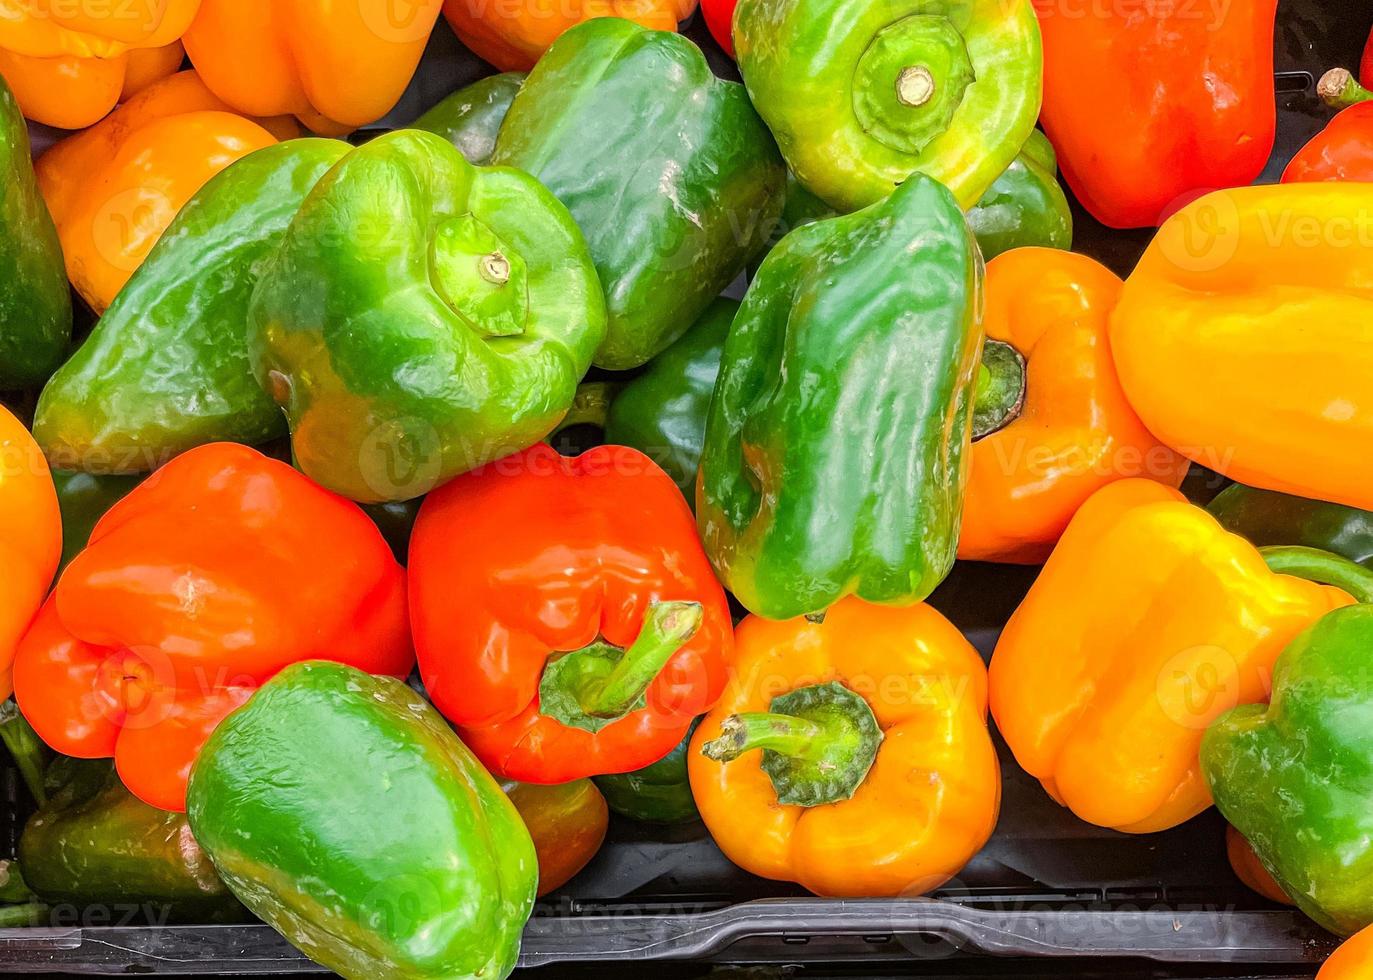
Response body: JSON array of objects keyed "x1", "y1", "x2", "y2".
[
  {"x1": 896, "y1": 65, "x2": 935, "y2": 107},
  {"x1": 1319, "y1": 68, "x2": 1373, "y2": 109},
  {"x1": 972, "y1": 340, "x2": 1028, "y2": 440},
  {"x1": 1261, "y1": 546, "x2": 1373, "y2": 604},
  {"x1": 0, "y1": 701, "x2": 47, "y2": 807},
  {"x1": 479, "y1": 252, "x2": 511, "y2": 285},
  {"x1": 702, "y1": 712, "x2": 833, "y2": 763}
]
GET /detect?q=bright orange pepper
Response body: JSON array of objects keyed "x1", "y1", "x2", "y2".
[
  {"x1": 442, "y1": 0, "x2": 694, "y2": 72},
  {"x1": 1322, "y1": 925, "x2": 1373, "y2": 979},
  {"x1": 1110, "y1": 184, "x2": 1373, "y2": 512},
  {"x1": 0, "y1": 405, "x2": 60, "y2": 702},
  {"x1": 120, "y1": 40, "x2": 184, "y2": 99},
  {"x1": 36, "y1": 70, "x2": 297, "y2": 314},
  {"x1": 990, "y1": 479, "x2": 1356, "y2": 834},
  {"x1": 958, "y1": 248, "x2": 1188, "y2": 563},
  {"x1": 1225, "y1": 824, "x2": 1292, "y2": 906},
  {"x1": 182, "y1": 0, "x2": 443, "y2": 133},
  {"x1": 689, "y1": 597, "x2": 1000, "y2": 898}
]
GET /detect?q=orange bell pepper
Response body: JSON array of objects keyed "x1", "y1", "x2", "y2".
[
  {"x1": 12, "y1": 443, "x2": 414, "y2": 812},
  {"x1": 0, "y1": 404, "x2": 60, "y2": 702},
  {"x1": 689, "y1": 597, "x2": 1000, "y2": 898},
  {"x1": 36, "y1": 70, "x2": 297, "y2": 314},
  {"x1": 958, "y1": 248, "x2": 1187, "y2": 563},
  {"x1": 182, "y1": 0, "x2": 443, "y2": 133},
  {"x1": 442, "y1": 0, "x2": 695, "y2": 72},
  {"x1": 1225, "y1": 824, "x2": 1292, "y2": 906},
  {"x1": 1322, "y1": 924, "x2": 1373, "y2": 980},
  {"x1": 1110, "y1": 184, "x2": 1373, "y2": 512},
  {"x1": 121, "y1": 40, "x2": 185, "y2": 99},
  {"x1": 989, "y1": 479, "x2": 1359, "y2": 834}
]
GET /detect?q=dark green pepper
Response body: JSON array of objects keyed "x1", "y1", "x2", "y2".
[
  {"x1": 413, "y1": 73, "x2": 525, "y2": 165},
  {"x1": 188, "y1": 661, "x2": 537, "y2": 980},
  {"x1": 493, "y1": 18, "x2": 785, "y2": 370},
  {"x1": 51, "y1": 470, "x2": 144, "y2": 572},
  {"x1": 698, "y1": 174, "x2": 982, "y2": 620},
  {"x1": 19, "y1": 758, "x2": 242, "y2": 923},
  {"x1": 1208, "y1": 483, "x2": 1373, "y2": 567},
  {"x1": 362, "y1": 498, "x2": 424, "y2": 564},
  {"x1": 0, "y1": 76, "x2": 71, "y2": 390},
  {"x1": 34, "y1": 140, "x2": 348, "y2": 474},
  {"x1": 593, "y1": 722, "x2": 699, "y2": 824},
  {"x1": 248, "y1": 129, "x2": 606, "y2": 504},
  {"x1": 966, "y1": 130, "x2": 1073, "y2": 261}
]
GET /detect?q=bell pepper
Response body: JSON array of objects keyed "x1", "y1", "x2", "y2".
[
  {"x1": 689, "y1": 596, "x2": 1001, "y2": 898},
  {"x1": 182, "y1": 0, "x2": 443, "y2": 134},
  {"x1": 120, "y1": 41, "x2": 185, "y2": 100},
  {"x1": 187, "y1": 661, "x2": 537, "y2": 980},
  {"x1": 594, "y1": 722, "x2": 699, "y2": 824},
  {"x1": 52, "y1": 471, "x2": 143, "y2": 573},
  {"x1": 35, "y1": 138, "x2": 347, "y2": 475},
  {"x1": 248, "y1": 130, "x2": 605, "y2": 504},
  {"x1": 413, "y1": 73, "x2": 525, "y2": 166},
  {"x1": 19, "y1": 758, "x2": 242, "y2": 922},
  {"x1": 1033, "y1": 0, "x2": 1277, "y2": 229},
  {"x1": 1110, "y1": 184, "x2": 1373, "y2": 512},
  {"x1": 990, "y1": 479, "x2": 1366, "y2": 834},
  {"x1": 503, "y1": 779, "x2": 608, "y2": 896},
  {"x1": 491, "y1": 18, "x2": 784, "y2": 370},
  {"x1": 1209, "y1": 484, "x2": 1373, "y2": 568},
  {"x1": 1204, "y1": 602, "x2": 1373, "y2": 936},
  {"x1": 958, "y1": 249, "x2": 1188, "y2": 564},
  {"x1": 0, "y1": 405, "x2": 60, "y2": 702},
  {"x1": 362, "y1": 499, "x2": 424, "y2": 566},
  {"x1": 12, "y1": 442, "x2": 413, "y2": 812},
  {"x1": 442, "y1": 0, "x2": 694, "y2": 72},
  {"x1": 410, "y1": 443, "x2": 733, "y2": 783},
  {"x1": 701, "y1": 0, "x2": 734, "y2": 57},
  {"x1": 0, "y1": 77, "x2": 69, "y2": 391},
  {"x1": 698, "y1": 174, "x2": 981, "y2": 621},
  {"x1": 1287, "y1": 70, "x2": 1373, "y2": 183},
  {"x1": 1225, "y1": 825, "x2": 1291, "y2": 906},
  {"x1": 966, "y1": 131, "x2": 1072, "y2": 261},
  {"x1": 1322, "y1": 925, "x2": 1373, "y2": 979},
  {"x1": 734, "y1": 0, "x2": 1041, "y2": 214}
]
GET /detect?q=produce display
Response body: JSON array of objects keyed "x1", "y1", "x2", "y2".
[{"x1": 0, "y1": 2, "x2": 1369, "y2": 977}]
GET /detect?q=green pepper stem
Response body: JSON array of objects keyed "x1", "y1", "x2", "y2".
[
  {"x1": 550, "y1": 382, "x2": 621, "y2": 440},
  {"x1": 0, "y1": 862, "x2": 34, "y2": 905},
  {"x1": 0, "y1": 903, "x2": 47, "y2": 927},
  {"x1": 1261, "y1": 545, "x2": 1373, "y2": 604},
  {"x1": 972, "y1": 339, "x2": 1028, "y2": 440},
  {"x1": 1319, "y1": 68, "x2": 1373, "y2": 109},
  {"x1": 580, "y1": 601, "x2": 703, "y2": 718},
  {"x1": 0, "y1": 701, "x2": 47, "y2": 807},
  {"x1": 701, "y1": 711, "x2": 838, "y2": 764}
]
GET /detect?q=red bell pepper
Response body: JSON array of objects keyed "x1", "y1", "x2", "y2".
[
  {"x1": 1363, "y1": 25, "x2": 1372, "y2": 88},
  {"x1": 702, "y1": 0, "x2": 735, "y2": 58},
  {"x1": 1285, "y1": 68, "x2": 1373, "y2": 182},
  {"x1": 13, "y1": 443, "x2": 413, "y2": 812},
  {"x1": 409, "y1": 443, "x2": 732, "y2": 784}
]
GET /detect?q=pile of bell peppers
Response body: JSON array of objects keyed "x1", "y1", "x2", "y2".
[{"x1": 0, "y1": 2, "x2": 1370, "y2": 977}]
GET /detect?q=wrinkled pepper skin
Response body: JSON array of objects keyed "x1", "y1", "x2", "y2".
[
  {"x1": 188, "y1": 662, "x2": 537, "y2": 980},
  {"x1": 1110, "y1": 184, "x2": 1373, "y2": 511},
  {"x1": 13, "y1": 443, "x2": 413, "y2": 812},
  {"x1": 503, "y1": 779, "x2": 608, "y2": 896},
  {"x1": 734, "y1": 0, "x2": 1041, "y2": 213},
  {"x1": 1204, "y1": 604, "x2": 1373, "y2": 936},
  {"x1": 1226, "y1": 824, "x2": 1291, "y2": 906},
  {"x1": 698, "y1": 174, "x2": 982, "y2": 621},
  {"x1": 182, "y1": 0, "x2": 443, "y2": 133},
  {"x1": 594, "y1": 722, "x2": 700, "y2": 824},
  {"x1": 1209, "y1": 484, "x2": 1373, "y2": 568},
  {"x1": 0, "y1": 76, "x2": 69, "y2": 391},
  {"x1": 19, "y1": 758, "x2": 241, "y2": 922},
  {"x1": 1034, "y1": 0, "x2": 1277, "y2": 229},
  {"x1": 1322, "y1": 925, "x2": 1373, "y2": 979},
  {"x1": 248, "y1": 130, "x2": 605, "y2": 504},
  {"x1": 35, "y1": 139, "x2": 348, "y2": 475},
  {"x1": 689, "y1": 597, "x2": 1001, "y2": 898},
  {"x1": 52, "y1": 470, "x2": 143, "y2": 573},
  {"x1": 493, "y1": 18, "x2": 784, "y2": 370},
  {"x1": 990, "y1": 479, "x2": 1353, "y2": 834},
  {"x1": 413, "y1": 73, "x2": 525, "y2": 166},
  {"x1": 958, "y1": 249, "x2": 1187, "y2": 564},
  {"x1": 604, "y1": 298, "x2": 737, "y2": 502},
  {"x1": 966, "y1": 131, "x2": 1072, "y2": 261}
]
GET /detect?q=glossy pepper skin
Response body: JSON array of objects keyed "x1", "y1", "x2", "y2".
[
  {"x1": 12, "y1": 443, "x2": 413, "y2": 812},
  {"x1": 0, "y1": 76, "x2": 69, "y2": 391},
  {"x1": 35, "y1": 138, "x2": 347, "y2": 475},
  {"x1": 1322, "y1": 925, "x2": 1373, "y2": 979},
  {"x1": 410, "y1": 443, "x2": 733, "y2": 784},
  {"x1": 19, "y1": 758, "x2": 241, "y2": 922},
  {"x1": 1226, "y1": 825, "x2": 1292, "y2": 906},
  {"x1": 492, "y1": 18, "x2": 784, "y2": 370},
  {"x1": 503, "y1": 779, "x2": 608, "y2": 895},
  {"x1": 701, "y1": 0, "x2": 734, "y2": 57},
  {"x1": 689, "y1": 597, "x2": 1001, "y2": 898},
  {"x1": 958, "y1": 249, "x2": 1187, "y2": 564},
  {"x1": 1209, "y1": 484, "x2": 1373, "y2": 569},
  {"x1": 0, "y1": 404, "x2": 60, "y2": 702},
  {"x1": 413, "y1": 73, "x2": 525, "y2": 166},
  {"x1": 182, "y1": 0, "x2": 443, "y2": 133},
  {"x1": 990, "y1": 479, "x2": 1355, "y2": 834},
  {"x1": 1110, "y1": 184, "x2": 1373, "y2": 512},
  {"x1": 188, "y1": 662, "x2": 537, "y2": 980},
  {"x1": 734, "y1": 0, "x2": 1041, "y2": 213},
  {"x1": 1204, "y1": 604, "x2": 1373, "y2": 936},
  {"x1": 248, "y1": 129, "x2": 605, "y2": 504},
  {"x1": 966, "y1": 131, "x2": 1072, "y2": 261},
  {"x1": 594, "y1": 722, "x2": 699, "y2": 824},
  {"x1": 1285, "y1": 73, "x2": 1373, "y2": 183},
  {"x1": 52, "y1": 471, "x2": 143, "y2": 573},
  {"x1": 1034, "y1": 0, "x2": 1277, "y2": 229},
  {"x1": 698, "y1": 174, "x2": 982, "y2": 621}
]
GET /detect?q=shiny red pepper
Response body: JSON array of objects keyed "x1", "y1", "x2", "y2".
[
  {"x1": 409, "y1": 443, "x2": 732, "y2": 784},
  {"x1": 1288, "y1": 67, "x2": 1373, "y2": 182},
  {"x1": 1363, "y1": 26, "x2": 1372, "y2": 87},
  {"x1": 701, "y1": 0, "x2": 735, "y2": 57}
]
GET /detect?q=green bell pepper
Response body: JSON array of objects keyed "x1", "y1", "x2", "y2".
[
  {"x1": 593, "y1": 722, "x2": 699, "y2": 824},
  {"x1": 248, "y1": 129, "x2": 605, "y2": 504},
  {"x1": 0, "y1": 76, "x2": 71, "y2": 391},
  {"x1": 413, "y1": 73, "x2": 525, "y2": 166},
  {"x1": 52, "y1": 470, "x2": 144, "y2": 572},
  {"x1": 734, "y1": 0, "x2": 1042, "y2": 214},
  {"x1": 1202, "y1": 602, "x2": 1373, "y2": 937},
  {"x1": 966, "y1": 130, "x2": 1073, "y2": 261},
  {"x1": 362, "y1": 498, "x2": 423, "y2": 564},
  {"x1": 698, "y1": 174, "x2": 982, "y2": 621},
  {"x1": 1208, "y1": 483, "x2": 1373, "y2": 568},
  {"x1": 34, "y1": 140, "x2": 348, "y2": 475},
  {"x1": 187, "y1": 661, "x2": 537, "y2": 980},
  {"x1": 19, "y1": 758, "x2": 242, "y2": 922},
  {"x1": 492, "y1": 18, "x2": 785, "y2": 370}
]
